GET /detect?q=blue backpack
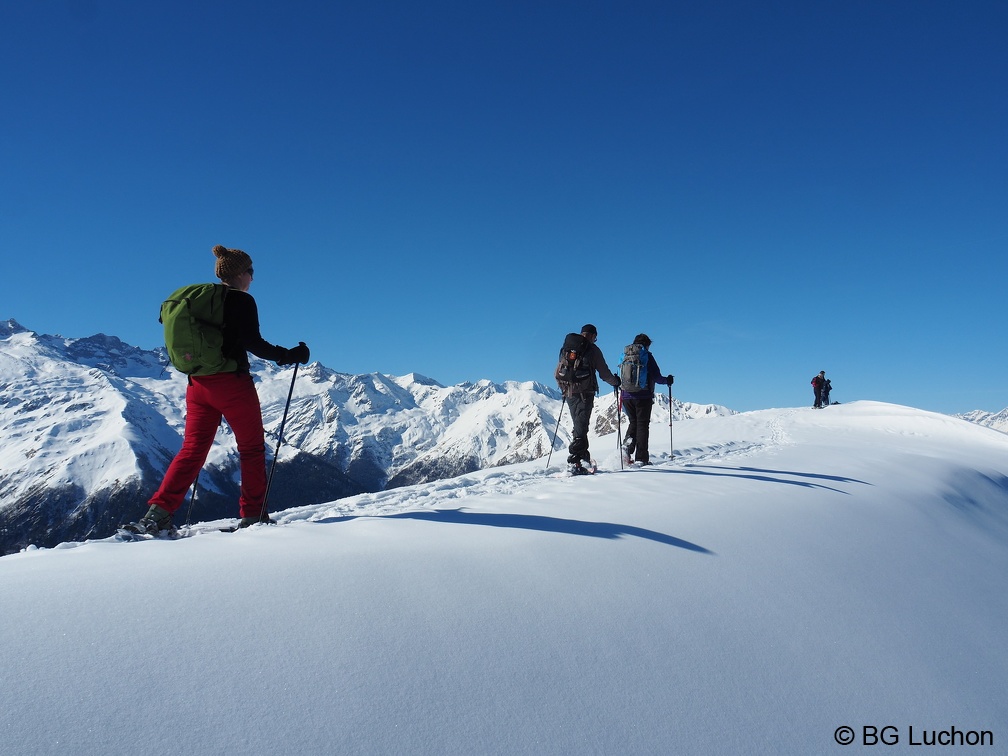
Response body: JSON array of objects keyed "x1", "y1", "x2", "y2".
[{"x1": 619, "y1": 343, "x2": 648, "y2": 393}]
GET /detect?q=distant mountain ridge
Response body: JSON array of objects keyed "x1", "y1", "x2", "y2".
[
  {"x1": 954, "y1": 409, "x2": 1008, "y2": 434},
  {"x1": 0, "y1": 319, "x2": 734, "y2": 552}
]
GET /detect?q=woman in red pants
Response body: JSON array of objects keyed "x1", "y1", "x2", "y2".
[{"x1": 129, "y1": 245, "x2": 309, "y2": 534}]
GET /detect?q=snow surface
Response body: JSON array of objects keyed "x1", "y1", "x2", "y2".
[{"x1": 2, "y1": 401, "x2": 1007, "y2": 755}]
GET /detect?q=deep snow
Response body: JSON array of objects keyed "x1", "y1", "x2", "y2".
[{"x1": 2, "y1": 401, "x2": 1006, "y2": 755}]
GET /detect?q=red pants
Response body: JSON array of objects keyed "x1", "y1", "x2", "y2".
[{"x1": 149, "y1": 372, "x2": 267, "y2": 519}]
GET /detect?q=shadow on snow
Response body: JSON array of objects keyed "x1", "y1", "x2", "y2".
[
  {"x1": 319, "y1": 508, "x2": 714, "y2": 554},
  {"x1": 655, "y1": 464, "x2": 871, "y2": 493}
]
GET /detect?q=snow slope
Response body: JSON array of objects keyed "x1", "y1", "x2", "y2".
[{"x1": 2, "y1": 402, "x2": 1006, "y2": 755}]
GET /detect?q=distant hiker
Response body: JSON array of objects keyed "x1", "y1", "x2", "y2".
[
  {"x1": 821, "y1": 377, "x2": 832, "y2": 406},
  {"x1": 619, "y1": 333, "x2": 674, "y2": 465},
  {"x1": 811, "y1": 371, "x2": 826, "y2": 409},
  {"x1": 554, "y1": 324, "x2": 621, "y2": 475},
  {"x1": 123, "y1": 245, "x2": 311, "y2": 536}
]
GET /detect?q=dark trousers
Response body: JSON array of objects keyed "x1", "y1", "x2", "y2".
[
  {"x1": 565, "y1": 392, "x2": 595, "y2": 464},
  {"x1": 813, "y1": 387, "x2": 823, "y2": 408},
  {"x1": 622, "y1": 393, "x2": 653, "y2": 463}
]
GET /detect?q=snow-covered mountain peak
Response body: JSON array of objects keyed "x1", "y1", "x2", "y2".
[
  {"x1": 1, "y1": 318, "x2": 30, "y2": 337},
  {"x1": 392, "y1": 372, "x2": 445, "y2": 389}
]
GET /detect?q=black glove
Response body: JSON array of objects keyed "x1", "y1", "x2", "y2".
[
  {"x1": 668, "y1": 375, "x2": 674, "y2": 385},
  {"x1": 278, "y1": 342, "x2": 310, "y2": 366},
  {"x1": 610, "y1": 377, "x2": 622, "y2": 389}
]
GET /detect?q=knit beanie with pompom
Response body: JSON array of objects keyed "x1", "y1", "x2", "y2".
[{"x1": 213, "y1": 245, "x2": 253, "y2": 281}]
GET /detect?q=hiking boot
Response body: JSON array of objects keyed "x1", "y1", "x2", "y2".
[
  {"x1": 126, "y1": 505, "x2": 175, "y2": 535},
  {"x1": 237, "y1": 513, "x2": 276, "y2": 528}
]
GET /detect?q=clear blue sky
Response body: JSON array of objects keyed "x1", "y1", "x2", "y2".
[{"x1": 2, "y1": 1, "x2": 1005, "y2": 414}]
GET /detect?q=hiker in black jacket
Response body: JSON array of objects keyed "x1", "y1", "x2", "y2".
[
  {"x1": 620, "y1": 334, "x2": 673, "y2": 465},
  {"x1": 126, "y1": 245, "x2": 310, "y2": 536},
  {"x1": 555, "y1": 324, "x2": 621, "y2": 474},
  {"x1": 812, "y1": 371, "x2": 826, "y2": 408}
]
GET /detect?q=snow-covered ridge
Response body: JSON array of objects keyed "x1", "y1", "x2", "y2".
[{"x1": 0, "y1": 320, "x2": 733, "y2": 550}]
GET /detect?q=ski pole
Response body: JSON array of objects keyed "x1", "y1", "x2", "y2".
[
  {"x1": 184, "y1": 475, "x2": 199, "y2": 527},
  {"x1": 668, "y1": 379, "x2": 674, "y2": 462},
  {"x1": 546, "y1": 397, "x2": 565, "y2": 470},
  {"x1": 616, "y1": 385, "x2": 623, "y2": 470},
  {"x1": 261, "y1": 361, "x2": 300, "y2": 521}
]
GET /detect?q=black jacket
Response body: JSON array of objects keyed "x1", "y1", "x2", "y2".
[{"x1": 222, "y1": 290, "x2": 288, "y2": 372}]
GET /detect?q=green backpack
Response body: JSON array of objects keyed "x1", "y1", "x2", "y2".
[{"x1": 160, "y1": 283, "x2": 238, "y2": 376}]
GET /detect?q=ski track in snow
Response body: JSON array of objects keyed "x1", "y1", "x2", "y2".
[
  {"x1": 277, "y1": 411, "x2": 792, "y2": 524},
  {"x1": 39, "y1": 409, "x2": 799, "y2": 552},
  {"x1": 292, "y1": 414, "x2": 784, "y2": 523}
]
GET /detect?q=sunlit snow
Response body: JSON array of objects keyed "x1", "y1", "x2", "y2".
[{"x1": 2, "y1": 401, "x2": 1006, "y2": 754}]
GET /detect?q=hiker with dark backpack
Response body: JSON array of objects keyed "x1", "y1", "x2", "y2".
[
  {"x1": 811, "y1": 371, "x2": 826, "y2": 408},
  {"x1": 618, "y1": 334, "x2": 673, "y2": 466},
  {"x1": 554, "y1": 324, "x2": 621, "y2": 475},
  {"x1": 123, "y1": 245, "x2": 311, "y2": 536}
]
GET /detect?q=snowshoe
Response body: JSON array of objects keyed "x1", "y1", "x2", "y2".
[
  {"x1": 238, "y1": 513, "x2": 275, "y2": 528},
  {"x1": 219, "y1": 513, "x2": 277, "y2": 533},
  {"x1": 115, "y1": 522, "x2": 180, "y2": 541},
  {"x1": 116, "y1": 505, "x2": 177, "y2": 541},
  {"x1": 568, "y1": 459, "x2": 597, "y2": 475}
]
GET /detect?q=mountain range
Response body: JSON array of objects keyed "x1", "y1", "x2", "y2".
[
  {"x1": 953, "y1": 408, "x2": 1008, "y2": 434},
  {"x1": 0, "y1": 318, "x2": 734, "y2": 553}
]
